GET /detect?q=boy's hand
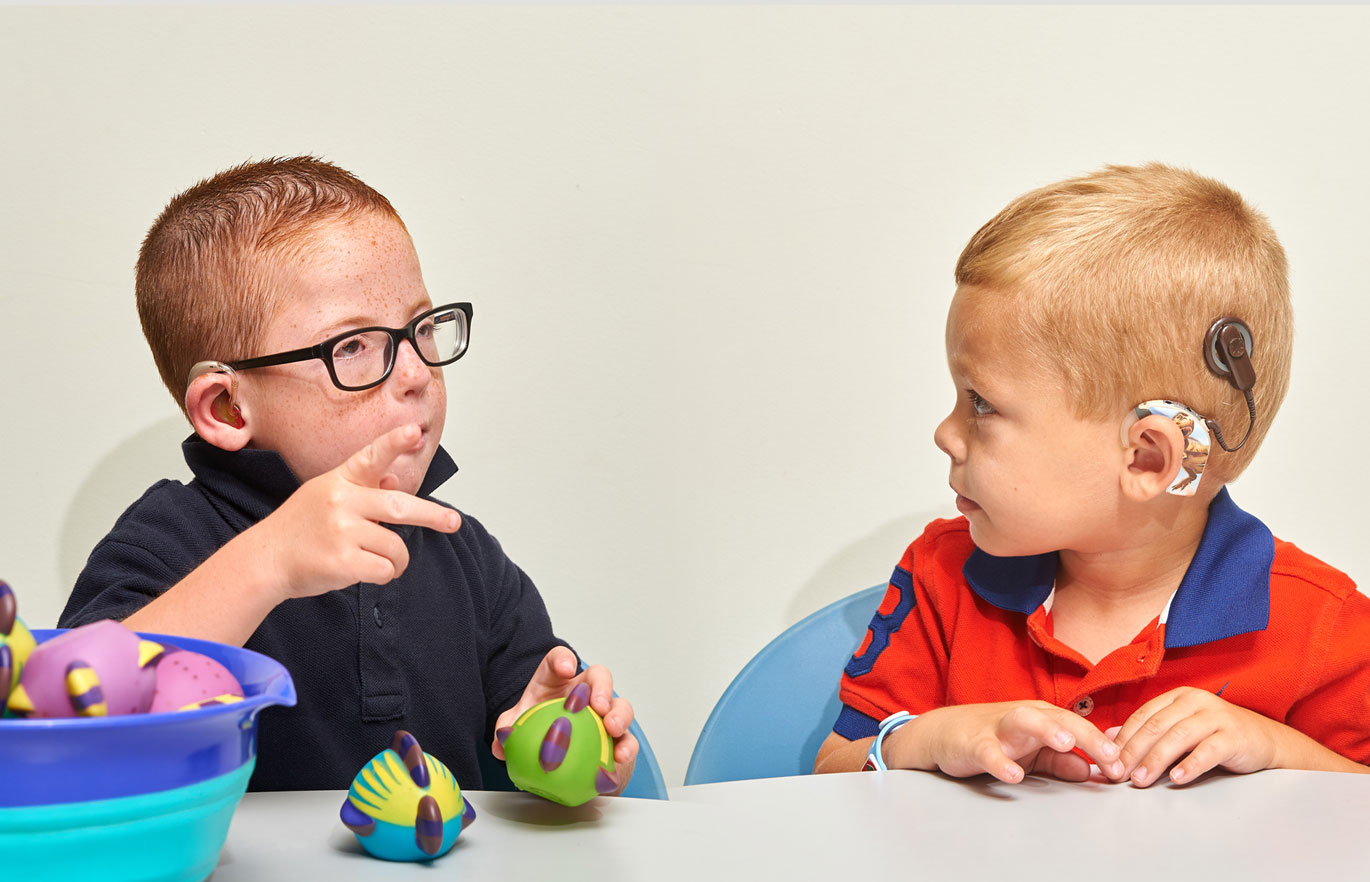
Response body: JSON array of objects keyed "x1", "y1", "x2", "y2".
[
  {"x1": 1112, "y1": 687, "x2": 1287, "y2": 787},
  {"x1": 888, "y1": 700, "x2": 1125, "y2": 784},
  {"x1": 491, "y1": 647, "x2": 639, "y2": 789},
  {"x1": 262, "y1": 424, "x2": 461, "y2": 600}
]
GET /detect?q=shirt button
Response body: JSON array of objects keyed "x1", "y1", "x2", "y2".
[
  {"x1": 1073, "y1": 695, "x2": 1094, "y2": 717},
  {"x1": 373, "y1": 604, "x2": 383, "y2": 628}
]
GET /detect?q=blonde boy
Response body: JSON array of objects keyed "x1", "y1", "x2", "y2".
[
  {"x1": 816, "y1": 164, "x2": 1370, "y2": 785},
  {"x1": 61, "y1": 157, "x2": 637, "y2": 792}
]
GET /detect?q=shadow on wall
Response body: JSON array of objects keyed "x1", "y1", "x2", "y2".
[
  {"x1": 56, "y1": 417, "x2": 194, "y2": 617},
  {"x1": 785, "y1": 506, "x2": 953, "y2": 625}
]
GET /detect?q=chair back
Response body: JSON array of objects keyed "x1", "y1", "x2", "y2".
[
  {"x1": 684, "y1": 585, "x2": 884, "y2": 786},
  {"x1": 620, "y1": 716, "x2": 668, "y2": 799}
]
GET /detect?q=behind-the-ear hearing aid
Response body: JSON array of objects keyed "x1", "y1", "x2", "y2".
[
  {"x1": 186, "y1": 360, "x2": 244, "y2": 429},
  {"x1": 1121, "y1": 399, "x2": 1212, "y2": 496},
  {"x1": 1121, "y1": 316, "x2": 1258, "y2": 496},
  {"x1": 1201, "y1": 316, "x2": 1258, "y2": 452}
]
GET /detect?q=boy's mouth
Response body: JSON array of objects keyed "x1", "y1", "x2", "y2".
[
  {"x1": 954, "y1": 492, "x2": 981, "y2": 514},
  {"x1": 394, "y1": 422, "x2": 433, "y2": 456}
]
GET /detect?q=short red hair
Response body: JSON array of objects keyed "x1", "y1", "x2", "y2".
[{"x1": 136, "y1": 156, "x2": 403, "y2": 414}]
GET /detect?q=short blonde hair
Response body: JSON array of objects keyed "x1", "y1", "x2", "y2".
[
  {"x1": 136, "y1": 156, "x2": 403, "y2": 414},
  {"x1": 955, "y1": 163, "x2": 1292, "y2": 483}
]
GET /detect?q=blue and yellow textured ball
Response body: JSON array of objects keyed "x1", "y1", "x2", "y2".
[
  {"x1": 500, "y1": 682, "x2": 618, "y2": 807},
  {"x1": 340, "y1": 730, "x2": 475, "y2": 862}
]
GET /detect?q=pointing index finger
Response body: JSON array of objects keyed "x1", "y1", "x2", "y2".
[{"x1": 342, "y1": 424, "x2": 424, "y2": 488}]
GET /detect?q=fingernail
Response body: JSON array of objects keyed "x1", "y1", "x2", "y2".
[
  {"x1": 1171, "y1": 766, "x2": 1186, "y2": 783},
  {"x1": 1132, "y1": 766, "x2": 1148, "y2": 786},
  {"x1": 1099, "y1": 741, "x2": 1119, "y2": 760},
  {"x1": 495, "y1": 727, "x2": 512, "y2": 746},
  {"x1": 1053, "y1": 731, "x2": 1071, "y2": 748},
  {"x1": 1107, "y1": 761, "x2": 1124, "y2": 779},
  {"x1": 447, "y1": 513, "x2": 460, "y2": 530}
]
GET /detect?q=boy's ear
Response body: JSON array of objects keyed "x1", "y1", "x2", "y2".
[
  {"x1": 1120, "y1": 413, "x2": 1185, "y2": 502},
  {"x1": 185, "y1": 366, "x2": 251, "y2": 452}
]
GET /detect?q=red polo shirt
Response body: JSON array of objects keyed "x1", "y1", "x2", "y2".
[{"x1": 836, "y1": 488, "x2": 1370, "y2": 764}]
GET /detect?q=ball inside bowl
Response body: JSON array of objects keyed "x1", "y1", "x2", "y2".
[{"x1": 0, "y1": 630, "x2": 296, "y2": 882}]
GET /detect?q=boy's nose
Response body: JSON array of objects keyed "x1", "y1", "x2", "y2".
[
  {"x1": 933, "y1": 411, "x2": 965, "y2": 463},
  {"x1": 390, "y1": 339, "x2": 433, "y2": 393}
]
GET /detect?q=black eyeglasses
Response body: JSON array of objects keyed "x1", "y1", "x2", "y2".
[{"x1": 225, "y1": 302, "x2": 472, "y2": 391}]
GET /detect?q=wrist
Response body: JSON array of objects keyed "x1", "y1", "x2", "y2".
[
  {"x1": 864, "y1": 711, "x2": 917, "y2": 771},
  {"x1": 234, "y1": 519, "x2": 297, "y2": 606},
  {"x1": 1267, "y1": 719, "x2": 1366, "y2": 774},
  {"x1": 121, "y1": 531, "x2": 283, "y2": 647},
  {"x1": 882, "y1": 706, "x2": 949, "y2": 772}
]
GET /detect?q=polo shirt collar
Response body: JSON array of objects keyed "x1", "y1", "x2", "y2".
[
  {"x1": 182, "y1": 434, "x2": 459, "y2": 520},
  {"x1": 962, "y1": 487, "x2": 1274, "y2": 649}
]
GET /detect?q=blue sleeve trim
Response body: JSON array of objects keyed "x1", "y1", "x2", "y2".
[{"x1": 834, "y1": 705, "x2": 881, "y2": 740}]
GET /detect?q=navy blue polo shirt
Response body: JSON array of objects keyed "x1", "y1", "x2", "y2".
[{"x1": 61, "y1": 436, "x2": 569, "y2": 791}]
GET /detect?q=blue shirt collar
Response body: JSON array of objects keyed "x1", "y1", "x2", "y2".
[{"x1": 962, "y1": 487, "x2": 1274, "y2": 648}]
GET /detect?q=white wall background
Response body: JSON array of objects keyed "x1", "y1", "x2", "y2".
[{"x1": 3, "y1": 4, "x2": 1369, "y2": 786}]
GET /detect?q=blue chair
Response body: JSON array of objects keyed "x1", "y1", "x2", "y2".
[
  {"x1": 685, "y1": 585, "x2": 885, "y2": 785},
  {"x1": 619, "y1": 715, "x2": 668, "y2": 799}
]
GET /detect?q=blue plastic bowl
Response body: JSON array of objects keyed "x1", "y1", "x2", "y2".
[{"x1": 0, "y1": 630, "x2": 296, "y2": 882}]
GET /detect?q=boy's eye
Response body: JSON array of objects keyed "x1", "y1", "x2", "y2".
[
  {"x1": 334, "y1": 336, "x2": 368, "y2": 360},
  {"x1": 965, "y1": 389, "x2": 996, "y2": 416},
  {"x1": 415, "y1": 319, "x2": 434, "y2": 340}
]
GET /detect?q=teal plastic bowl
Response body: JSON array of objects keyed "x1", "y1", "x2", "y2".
[{"x1": 0, "y1": 630, "x2": 296, "y2": 882}]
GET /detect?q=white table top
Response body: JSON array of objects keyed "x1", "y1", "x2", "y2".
[
  {"x1": 212, "y1": 788, "x2": 705, "y2": 880},
  {"x1": 213, "y1": 769, "x2": 1370, "y2": 880}
]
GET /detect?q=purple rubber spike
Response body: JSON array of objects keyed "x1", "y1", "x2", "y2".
[
  {"x1": 415, "y1": 795, "x2": 444, "y2": 856},
  {"x1": 339, "y1": 799, "x2": 376, "y2": 837},
  {"x1": 496, "y1": 726, "x2": 512, "y2": 746},
  {"x1": 0, "y1": 577, "x2": 14, "y2": 632},
  {"x1": 0, "y1": 581, "x2": 15, "y2": 635},
  {"x1": 563, "y1": 682, "x2": 591, "y2": 713},
  {"x1": 461, "y1": 797, "x2": 477, "y2": 828},
  {"x1": 391, "y1": 730, "x2": 430, "y2": 789},
  {"x1": 65, "y1": 660, "x2": 105, "y2": 715},
  {"x1": 0, "y1": 644, "x2": 12, "y2": 705},
  {"x1": 595, "y1": 768, "x2": 619, "y2": 795},
  {"x1": 539, "y1": 716, "x2": 573, "y2": 772}
]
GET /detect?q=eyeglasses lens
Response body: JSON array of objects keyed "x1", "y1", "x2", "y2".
[
  {"x1": 421, "y1": 308, "x2": 466, "y2": 364},
  {"x1": 331, "y1": 331, "x2": 395, "y2": 389},
  {"x1": 326, "y1": 308, "x2": 468, "y2": 389}
]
